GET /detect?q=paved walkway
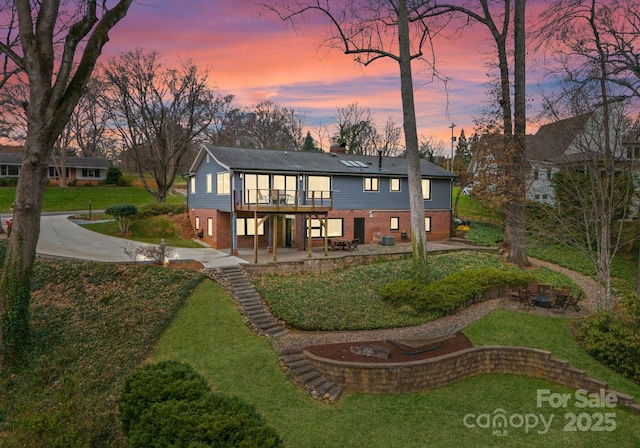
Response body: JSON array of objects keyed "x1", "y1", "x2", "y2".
[{"x1": 37, "y1": 214, "x2": 246, "y2": 269}]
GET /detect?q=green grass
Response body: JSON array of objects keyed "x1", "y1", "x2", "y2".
[
  {"x1": 0, "y1": 186, "x2": 185, "y2": 213},
  {"x1": 83, "y1": 215, "x2": 201, "y2": 248},
  {"x1": 152, "y1": 280, "x2": 640, "y2": 448},
  {"x1": 454, "y1": 187, "x2": 503, "y2": 223},
  {"x1": 254, "y1": 251, "x2": 582, "y2": 331}
]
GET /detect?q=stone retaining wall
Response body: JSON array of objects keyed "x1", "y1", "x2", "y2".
[{"x1": 303, "y1": 345, "x2": 640, "y2": 413}]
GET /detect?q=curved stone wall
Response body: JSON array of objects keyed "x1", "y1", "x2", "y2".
[{"x1": 303, "y1": 345, "x2": 640, "y2": 412}]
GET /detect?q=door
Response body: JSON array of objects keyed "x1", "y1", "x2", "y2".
[{"x1": 354, "y1": 217, "x2": 365, "y2": 244}]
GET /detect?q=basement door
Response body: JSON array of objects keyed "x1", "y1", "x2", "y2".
[{"x1": 354, "y1": 218, "x2": 365, "y2": 244}]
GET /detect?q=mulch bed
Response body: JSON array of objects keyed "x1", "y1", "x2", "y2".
[{"x1": 304, "y1": 332, "x2": 473, "y2": 363}]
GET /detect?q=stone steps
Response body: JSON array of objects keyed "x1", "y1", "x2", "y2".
[
  {"x1": 215, "y1": 266, "x2": 288, "y2": 338},
  {"x1": 278, "y1": 349, "x2": 342, "y2": 404}
]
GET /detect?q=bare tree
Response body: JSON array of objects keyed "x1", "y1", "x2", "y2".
[
  {"x1": 333, "y1": 102, "x2": 380, "y2": 155},
  {"x1": 535, "y1": 0, "x2": 640, "y2": 310},
  {"x1": 102, "y1": 49, "x2": 217, "y2": 203},
  {"x1": 263, "y1": 0, "x2": 445, "y2": 274},
  {"x1": 243, "y1": 100, "x2": 306, "y2": 150},
  {"x1": 420, "y1": 0, "x2": 528, "y2": 267},
  {"x1": 0, "y1": 0, "x2": 133, "y2": 365},
  {"x1": 379, "y1": 116, "x2": 404, "y2": 156}
]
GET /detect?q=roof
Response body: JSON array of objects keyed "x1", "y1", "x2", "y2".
[
  {"x1": 192, "y1": 144, "x2": 457, "y2": 179},
  {"x1": 527, "y1": 112, "x2": 593, "y2": 163},
  {"x1": 0, "y1": 152, "x2": 109, "y2": 169}
]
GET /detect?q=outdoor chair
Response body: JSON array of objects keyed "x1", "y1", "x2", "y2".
[
  {"x1": 517, "y1": 288, "x2": 535, "y2": 311},
  {"x1": 550, "y1": 291, "x2": 568, "y2": 313},
  {"x1": 527, "y1": 282, "x2": 541, "y2": 298},
  {"x1": 565, "y1": 291, "x2": 582, "y2": 312},
  {"x1": 386, "y1": 322, "x2": 459, "y2": 359},
  {"x1": 350, "y1": 238, "x2": 359, "y2": 250}
]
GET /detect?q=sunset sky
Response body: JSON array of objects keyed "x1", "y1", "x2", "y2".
[{"x1": 104, "y1": 0, "x2": 551, "y2": 150}]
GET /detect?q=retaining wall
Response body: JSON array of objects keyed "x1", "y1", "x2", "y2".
[{"x1": 303, "y1": 345, "x2": 640, "y2": 413}]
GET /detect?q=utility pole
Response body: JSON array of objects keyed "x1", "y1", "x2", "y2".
[{"x1": 449, "y1": 123, "x2": 457, "y2": 172}]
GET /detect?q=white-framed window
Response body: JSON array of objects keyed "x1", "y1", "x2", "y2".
[
  {"x1": 425, "y1": 217, "x2": 432, "y2": 232},
  {"x1": 310, "y1": 218, "x2": 343, "y2": 237},
  {"x1": 81, "y1": 168, "x2": 100, "y2": 178},
  {"x1": 422, "y1": 179, "x2": 431, "y2": 200},
  {"x1": 48, "y1": 167, "x2": 71, "y2": 178},
  {"x1": 390, "y1": 217, "x2": 399, "y2": 231},
  {"x1": 190, "y1": 177, "x2": 196, "y2": 194},
  {"x1": 216, "y1": 172, "x2": 230, "y2": 195},
  {"x1": 1, "y1": 165, "x2": 19, "y2": 176},
  {"x1": 390, "y1": 178, "x2": 401, "y2": 192},
  {"x1": 364, "y1": 177, "x2": 379, "y2": 192},
  {"x1": 206, "y1": 173, "x2": 212, "y2": 193},
  {"x1": 207, "y1": 217, "x2": 213, "y2": 236},
  {"x1": 237, "y1": 217, "x2": 265, "y2": 236},
  {"x1": 244, "y1": 173, "x2": 270, "y2": 204},
  {"x1": 273, "y1": 174, "x2": 297, "y2": 204},
  {"x1": 195, "y1": 216, "x2": 200, "y2": 232},
  {"x1": 307, "y1": 175, "x2": 331, "y2": 199}
]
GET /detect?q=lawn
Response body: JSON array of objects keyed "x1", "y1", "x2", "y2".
[
  {"x1": 253, "y1": 251, "x2": 581, "y2": 331},
  {"x1": 0, "y1": 186, "x2": 185, "y2": 213},
  {"x1": 152, "y1": 280, "x2": 640, "y2": 448}
]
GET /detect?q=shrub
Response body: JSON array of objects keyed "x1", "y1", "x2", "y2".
[
  {"x1": 104, "y1": 166, "x2": 124, "y2": 186},
  {"x1": 381, "y1": 268, "x2": 536, "y2": 315},
  {"x1": 136, "y1": 203, "x2": 187, "y2": 219},
  {"x1": 120, "y1": 361, "x2": 283, "y2": 448},
  {"x1": 119, "y1": 360, "x2": 211, "y2": 435},
  {"x1": 127, "y1": 394, "x2": 283, "y2": 448},
  {"x1": 575, "y1": 312, "x2": 640, "y2": 383},
  {"x1": 105, "y1": 204, "x2": 138, "y2": 234}
]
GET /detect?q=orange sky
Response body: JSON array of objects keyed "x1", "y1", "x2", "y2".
[{"x1": 104, "y1": 0, "x2": 548, "y2": 150}]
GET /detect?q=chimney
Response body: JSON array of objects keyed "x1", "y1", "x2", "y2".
[
  {"x1": 378, "y1": 150, "x2": 382, "y2": 169},
  {"x1": 330, "y1": 142, "x2": 346, "y2": 154}
]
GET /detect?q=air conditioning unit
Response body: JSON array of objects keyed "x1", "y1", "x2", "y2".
[{"x1": 380, "y1": 236, "x2": 395, "y2": 246}]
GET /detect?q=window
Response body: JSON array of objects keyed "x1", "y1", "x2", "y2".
[
  {"x1": 424, "y1": 217, "x2": 431, "y2": 232},
  {"x1": 190, "y1": 177, "x2": 196, "y2": 194},
  {"x1": 216, "y1": 172, "x2": 230, "y2": 195},
  {"x1": 307, "y1": 175, "x2": 331, "y2": 199},
  {"x1": 273, "y1": 174, "x2": 297, "y2": 204},
  {"x1": 390, "y1": 217, "x2": 399, "y2": 231},
  {"x1": 48, "y1": 167, "x2": 71, "y2": 178},
  {"x1": 390, "y1": 178, "x2": 401, "y2": 192},
  {"x1": 422, "y1": 179, "x2": 431, "y2": 200},
  {"x1": 81, "y1": 168, "x2": 99, "y2": 178},
  {"x1": 207, "y1": 218, "x2": 213, "y2": 237},
  {"x1": 542, "y1": 194, "x2": 548, "y2": 200},
  {"x1": 310, "y1": 218, "x2": 343, "y2": 237},
  {"x1": 244, "y1": 173, "x2": 270, "y2": 203},
  {"x1": 1, "y1": 165, "x2": 19, "y2": 176},
  {"x1": 237, "y1": 218, "x2": 265, "y2": 236},
  {"x1": 534, "y1": 195, "x2": 540, "y2": 200},
  {"x1": 364, "y1": 177, "x2": 379, "y2": 192},
  {"x1": 546, "y1": 169, "x2": 552, "y2": 180},
  {"x1": 206, "y1": 173, "x2": 212, "y2": 193},
  {"x1": 195, "y1": 216, "x2": 200, "y2": 232},
  {"x1": 533, "y1": 169, "x2": 539, "y2": 180}
]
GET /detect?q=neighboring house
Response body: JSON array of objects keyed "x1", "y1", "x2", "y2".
[
  {"x1": 0, "y1": 151, "x2": 109, "y2": 185},
  {"x1": 186, "y1": 144, "x2": 457, "y2": 255},
  {"x1": 470, "y1": 101, "x2": 627, "y2": 206}
]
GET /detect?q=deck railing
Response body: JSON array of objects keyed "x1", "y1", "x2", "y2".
[{"x1": 235, "y1": 189, "x2": 333, "y2": 212}]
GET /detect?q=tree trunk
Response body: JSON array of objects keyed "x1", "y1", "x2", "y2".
[
  {"x1": 397, "y1": 0, "x2": 427, "y2": 278},
  {"x1": 506, "y1": 0, "x2": 529, "y2": 267},
  {"x1": 0, "y1": 135, "x2": 49, "y2": 364}
]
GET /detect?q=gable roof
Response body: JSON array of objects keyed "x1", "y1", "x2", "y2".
[
  {"x1": 191, "y1": 144, "x2": 456, "y2": 179},
  {"x1": 0, "y1": 152, "x2": 109, "y2": 169},
  {"x1": 527, "y1": 112, "x2": 593, "y2": 163}
]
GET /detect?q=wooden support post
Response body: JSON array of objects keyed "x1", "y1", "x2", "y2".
[
  {"x1": 253, "y1": 210, "x2": 258, "y2": 264},
  {"x1": 307, "y1": 215, "x2": 312, "y2": 258},
  {"x1": 273, "y1": 215, "x2": 278, "y2": 261},
  {"x1": 324, "y1": 214, "x2": 328, "y2": 256}
]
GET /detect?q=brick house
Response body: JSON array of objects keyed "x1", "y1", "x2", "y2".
[
  {"x1": 0, "y1": 150, "x2": 108, "y2": 186},
  {"x1": 186, "y1": 144, "x2": 456, "y2": 255}
]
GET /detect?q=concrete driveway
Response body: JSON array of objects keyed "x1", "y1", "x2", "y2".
[{"x1": 37, "y1": 214, "x2": 246, "y2": 268}]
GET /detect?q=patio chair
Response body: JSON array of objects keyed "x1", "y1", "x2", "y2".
[
  {"x1": 517, "y1": 288, "x2": 535, "y2": 311},
  {"x1": 527, "y1": 282, "x2": 541, "y2": 298},
  {"x1": 550, "y1": 291, "x2": 568, "y2": 313},
  {"x1": 387, "y1": 322, "x2": 459, "y2": 359},
  {"x1": 350, "y1": 238, "x2": 359, "y2": 250},
  {"x1": 565, "y1": 291, "x2": 582, "y2": 312}
]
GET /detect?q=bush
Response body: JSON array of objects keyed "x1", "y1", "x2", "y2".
[
  {"x1": 105, "y1": 204, "x2": 138, "y2": 234},
  {"x1": 120, "y1": 361, "x2": 283, "y2": 448},
  {"x1": 575, "y1": 311, "x2": 640, "y2": 383},
  {"x1": 0, "y1": 177, "x2": 18, "y2": 187},
  {"x1": 136, "y1": 203, "x2": 187, "y2": 219},
  {"x1": 119, "y1": 360, "x2": 211, "y2": 435},
  {"x1": 381, "y1": 268, "x2": 536, "y2": 315},
  {"x1": 104, "y1": 166, "x2": 124, "y2": 186}
]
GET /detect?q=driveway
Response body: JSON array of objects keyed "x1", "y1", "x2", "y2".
[{"x1": 37, "y1": 214, "x2": 246, "y2": 268}]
